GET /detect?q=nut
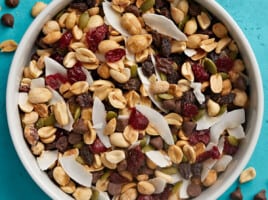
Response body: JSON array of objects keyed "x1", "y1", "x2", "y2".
[
  {"x1": 32, "y1": 2, "x2": 47, "y2": 17},
  {"x1": 202, "y1": 169, "x2": 217, "y2": 187},
  {"x1": 171, "y1": 41, "x2": 187, "y2": 53},
  {"x1": 105, "y1": 150, "x2": 125, "y2": 164},
  {"x1": 121, "y1": 183, "x2": 137, "y2": 193},
  {"x1": 181, "y1": 62, "x2": 194, "y2": 81},
  {"x1": 193, "y1": 142, "x2": 206, "y2": 157},
  {"x1": 31, "y1": 142, "x2": 45, "y2": 156},
  {"x1": 63, "y1": 52, "x2": 77, "y2": 68},
  {"x1": 75, "y1": 48, "x2": 97, "y2": 63},
  {"x1": 73, "y1": 187, "x2": 92, "y2": 200},
  {"x1": 72, "y1": 25, "x2": 83, "y2": 40},
  {"x1": 28, "y1": 87, "x2": 52, "y2": 104},
  {"x1": 58, "y1": 13, "x2": 69, "y2": 28},
  {"x1": 239, "y1": 167, "x2": 256, "y2": 183},
  {"x1": 171, "y1": 6, "x2": 184, "y2": 24},
  {"x1": 40, "y1": 134, "x2": 56, "y2": 144},
  {"x1": 210, "y1": 73, "x2": 223, "y2": 93},
  {"x1": 38, "y1": 126, "x2": 57, "y2": 139},
  {"x1": 212, "y1": 22, "x2": 228, "y2": 38},
  {"x1": 178, "y1": 0, "x2": 189, "y2": 14},
  {"x1": 63, "y1": 148, "x2": 79, "y2": 158},
  {"x1": 121, "y1": 13, "x2": 142, "y2": 35},
  {"x1": 232, "y1": 89, "x2": 248, "y2": 107},
  {"x1": 123, "y1": 125, "x2": 139, "y2": 144},
  {"x1": 135, "y1": 48, "x2": 149, "y2": 63},
  {"x1": 83, "y1": 121, "x2": 97, "y2": 144},
  {"x1": 70, "y1": 81, "x2": 89, "y2": 95},
  {"x1": 191, "y1": 49, "x2": 207, "y2": 61},
  {"x1": 98, "y1": 40, "x2": 120, "y2": 54},
  {"x1": 207, "y1": 99, "x2": 220, "y2": 117},
  {"x1": 127, "y1": 34, "x2": 152, "y2": 53},
  {"x1": 0, "y1": 39, "x2": 17, "y2": 52},
  {"x1": 97, "y1": 63, "x2": 110, "y2": 79},
  {"x1": 168, "y1": 145, "x2": 183, "y2": 164},
  {"x1": 110, "y1": 132, "x2": 130, "y2": 148},
  {"x1": 110, "y1": 68, "x2": 131, "y2": 84},
  {"x1": 125, "y1": 90, "x2": 140, "y2": 108},
  {"x1": 42, "y1": 31, "x2": 62, "y2": 45},
  {"x1": 200, "y1": 38, "x2": 217, "y2": 53},
  {"x1": 54, "y1": 101, "x2": 69, "y2": 126},
  {"x1": 120, "y1": 188, "x2": 138, "y2": 200},
  {"x1": 100, "y1": 153, "x2": 117, "y2": 169},
  {"x1": 183, "y1": 144, "x2": 196, "y2": 164},
  {"x1": 154, "y1": 170, "x2": 173, "y2": 184},
  {"x1": 70, "y1": 42, "x2": 87, "y2": 50},
  {"x1": 33, "y1": 104, "x2": 48, "y2": 118},
  {"x1": 221, "y1": 79, "x2": 232, "y2": 95},
  {"x1": 164, "y1": 113, "x2": 183, "y2": 127},
  {"x1": 137, "y1": 181, "x2": 155, "y2": 195},
  {"x1": 66, "y1": 11, "x2": 76, "y2": 30},
  {"x1": 137, "y1": 174, "x2": 149, "y2": 181},
  {"x1": 61, "y1": 180, "x2": 76, "y2": 194},
  {"x1": 29, "y1": 60, "x2": 43, "y2": 78},
  {"x1": 108, "y1": 89, "x2": 127, "y2": 109},
  {"x1": 88, "y1": 7, "x2": 100, "y2": 16},
  {"x1": 86, "y1": 15, "x2": 104, "y2": 30},
  {"x1": 184, "y1": 18, "x2": 198, "y2": 35},
  {"x1": 104, "y1": 118, "x2": 117, "y2": 136},
  {"x1": 186, "y1": 34, "x2": 207, "y2": 49},
  {"x1": 215, "y1": 37, "x2": 231, "y2": 54},
  {"x1": 150, "y1": 80, "x2": 170, "y2": 94},
  {"x1": 197, "y1": 12, "x2": 211, "y2": 30},
  {"x1": 53, "y1": 166, "x2": 70, "y2": 186},
  {"x1": 24, "y1": 125, "x2": 39, "y2": 146},
  {"x1": 233, "y1": 59, "x2": 245, "y2": 73},
  {"x1": 42, "y1": 20, "x2": 60, "y2": 35},
  {"x1": 22, "y1": 111, "x2": 39, "y2": 125}
]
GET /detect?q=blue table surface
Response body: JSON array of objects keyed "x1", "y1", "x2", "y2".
[{"x1": 0, "y1": 0, "x2": 267, "y2": 199}]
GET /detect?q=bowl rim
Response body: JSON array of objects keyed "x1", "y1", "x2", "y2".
[{"x1": 6, "y1": 0, "x2": 264, "y2": 199}]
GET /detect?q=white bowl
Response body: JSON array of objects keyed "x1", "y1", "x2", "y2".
[{"x1": 6, "y1": 0, "x2": 264, "y2": 199}]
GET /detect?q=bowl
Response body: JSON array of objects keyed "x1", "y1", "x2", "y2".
[{"x1": 6, "y1": 0, "x2": 264, "y2": 199}]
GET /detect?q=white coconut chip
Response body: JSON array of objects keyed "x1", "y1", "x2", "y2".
[
  {"x1": 18, "y1": 93, "x2": 34, "y2": 113},
  {"x1": 196, "y1": 111, "x2": 226, "y2": 130},
  {"x1": 142, "y1": 13, "x2": 187, "y2": 41},
  {"x1": 201, "y1": 158, "x2": 218, "y2": 181},
  {"x1": 170, "y1": 172, "x2": 183, "y2": 184},
  {"x1": 136, "y1": 104, "x2": 174, "y2": 145},
  {"x1": 59, "y1": 155, "x2": 93, "y2": 187},
  {"x1": 184, "y1": 48, "x2": 197, "y2": 57},
  {"x1": 210, "y1": 109, "x2": 245, "y2": 144},
  {"x1": 218, "y1": 136, "x2": 225, "y2": 154},
  {"x1": 190, "y1": 82, "x2": 205, "y2": 104},
  {"x1": 49, "y1": 88, "x2": 64, "y2": 105},
  {"x1": 102, "y1": 1, "x2": 130, "y2": 37},
  {"x1": 44, "y1": 57, "x2": 67, "y2": 76},
  {"x1": 148, "y1": 177, "x2": 167, "y2": 194},
  {"x1": 150, "y1": 53, "x2": 161, "y2": 80},
  {"x1": 98, "y1": 191, "x2": 110, "y2": 200},
  {"x1": 179, "y1": 179, "x2": 190, "y2": 199},
  {"x1": 37, "y1": 150, "x2": 58, "y2": 171},
  {"x1": 145, "y1": 151, "x2": 171, "y2": 168},
  {"x1": 81, "y1": 67, "x2": 94, "y2": 85},
  {"x1": 227, "y1": 125, "x2": 245, "y2": 139},
  {"x1": 30, "y1": 78, "x2": 45, "y2": 88},
  {"x1": 137, "y1": 68, "x2": 167, "y2": 113},
  {"x1": 214, "y1": 155, "x2": 233, "y2": 172},
  {"x1": 92, "y1": 97, "x2": 111, "y2": 148}
]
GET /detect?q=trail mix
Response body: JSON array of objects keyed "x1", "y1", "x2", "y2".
[{"x1": 18, "y1": 0, "x2": 249, "y2": 199}]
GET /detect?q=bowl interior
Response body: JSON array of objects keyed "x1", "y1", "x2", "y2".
[{"x1": 6, "y1": 0, "x2": 264, "y2": 199}]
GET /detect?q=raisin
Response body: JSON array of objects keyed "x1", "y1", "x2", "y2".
[
  {"x1": 86, "y1": 24, "x2": 108, "y2": 52},
  {"x1": 86, "y1": 0, "x2": 96, "y2": 7},
  {"x1": 70, "y1": 2, "x2": 88, "y2": 12},
  {"x1": 45, "y1": 73, "x2": 67, "y2": 90},
  {"x1": 80, "y1": 145, "x2": 94, "y2": 165},
  {"x1": 161, "y1": 37, "x2": 171, "y2": 57},
  {"x1": 19, "y1": 85, "x2": 30, "y2": 92},
  {"x1": 152, "y1": 185, "x2": 172, "y2": 200},
  {"x1": 125, "y1": 4, "x2": 140, "y2": 17},
  {"x1": 178, "y1": 163, "x2": 191, "y2": 179},
  {"x1": 68, "y1": 132, "x2": 82, "y2": 145},
  {"x1": 182, "y1": 91, "x2": 196, "y2": 104},
  {"x1": 127, "y1": 145, "x2": 145, "y2": 176},
  {"x1": 92, "y1": 171, "x2": 104, "y2": 184},
  {"x1": 142, "y1": 59, "x2": 154, "y2": 77},
  {"x1": 67, "y1": 64, "x2": 87, "y2": 84},
  {"x1": 191, "y1": 163, "x2": 203, "y2": 177},
  {"x1": 51, "y1": 52, "x2": 64, "y2": 64},
  {"x1": 187, "y1": 183, "x2": 202, "y2": 197},
  {"x1": 108, "y1": 182, "x2": 122, "y2": 196},
  {"x1": 72, "y1": 119, "x2": 89, "y2": 134},
  {"x1": 117, "y1": 160, "x2": 127, "y2": 172},
  {"x1": 152, "y1": 30, "x2": 162, "y2": 48},
  {"x1": 150, "y1": 136, "x2": 163, "y2": 150},
  {"x1": 189, "y1": 1, "x2": 202, "y2": 16},
  {"x1": 182, "y1": 103, "x2": 198, "y2": 118},
  {"x1": 105, "y1": 48, "x2": 126, "y2": 63},
  {"x1": 223, "y1": 138, "x2": 238, "y2": 155},
  {"x1": 89, "y1": 138, "x2": 107, "y2": 154},
  {"x1": 156, "y1": 57, "x2": 174, "y2": 75},
  {"x1": 167, "y1": 70, "x2": 180, "y2": 84},
  {"x1": 116, "y1": 118, "x2": 129, "y2": 132},
  {"x1": 192, "y1": 63, "x2": 209, "y2": 82},
  {"x1": 189, "y1": 129, "x2": 210, "y2": 145},
  {"x1": 55, "y1": 136, "x2": 68, "y2": 153},
  {"x1": 233, "y1": 75, "x2": 247, "y2": 91},
  {"x1": 160, "y1": 7, "x2": 171, "y2": 19},
  {"x1": 216, "y1": 56, "x2": 234, "y2": 72},
  {"x1": 182, "y1": 121, "x2": 196, "y2": 136},
  {"x1": 162, "y1": 99, "x2": 176, "y2": 111},
  {"x1": 121, "y1": 78, "x2": 141, "y2": 91},
  {"x1": 76, "y1": 92, "x2": 93, "y2": 108},
  {"x1": 128, "y1": 108, "x2": 149, "y2": 130},
  {"x1": 109, "y1": 172, "x2": 129, "y2": 184}
]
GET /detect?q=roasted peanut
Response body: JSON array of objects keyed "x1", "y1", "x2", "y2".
[
  {"x1": 110, "y1": 133, "x2": 130, "y2": 148},
  {"x1": 212, "y1": 22, "x2": 228, "y2": 38},
  {"x1": 207, "y1": 99, "x2": 220, "y2": 117},
  {"x1": 28, "y1": 87, "x2": 52, "y2": 104},
  {"x1": 42, "y1": 20, "x2": 60, "y2": 34},
  {"x1": 123, "y1": 125, "x2": 139, "y2": 144},
  {"x1": 121, "y1": 13, "x2": 142, "y2": 35},
  {"x1": 137, "y1": 181, "x2": 155, "y2": 195},
  {"x1": 202, "y1": 169, "x2": 217, "y2": 187},
  {"x1": 22, "y1": 111, "x2": 39, "y2": 125},
  {"x1": 105, "y1": 150, "x2": 125, "y2": 164},
  {"x1": 127, "y1": 34, "x2": 152, "y2": 53},
  {"x1": 184, "y1": 18, "x2": 198, "y2": 35},
  {"x1": 168, "y1": 145, "x2": 183, "y2": 164},
  {"x1": 38, "y1": 126, "x2": 57, "y2": 139},
  {"x1": 232, "y1": 89, "x2": 248, "y2": 107},
  {"x1": 98, "y1": 40, "x2": 120, "y2": 54},
  {"x1": 32, "y1": 2, "x2": 47, "y2": 17},
  {"x1": 42, "y1": 31, "x2": 62, "y2": 45},
  {"x1": 54, "y1": 101, "x2": 69, "y2": 126},
  {"x1": 239, "y1": 167, "x2": 256, "y2": 183},
  {"x1": 53, "y1": 166, "x2": 70, "y2": 186},
  {"x1": 73, "y1": 187, "x2": 92, "y2": 200},
  {"x1": 150, "y1": 80, "x2": 169, "y2": 94}
]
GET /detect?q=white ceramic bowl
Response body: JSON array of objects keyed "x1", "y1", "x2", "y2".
[{"x1": 6, "y1": 0, "x2": 264, "y2": 199}]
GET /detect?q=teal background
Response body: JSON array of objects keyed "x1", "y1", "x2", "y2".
[{"x1": 0, "y1": 0, "x2": 267, "y2": 199}]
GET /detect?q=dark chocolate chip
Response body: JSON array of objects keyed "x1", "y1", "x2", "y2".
[
  {"x1": 254, "y1": 190, "x2": 267, "y2": 200},
  {"x1": 230, "y1": 187, "x2": 243, "y2": 200},
  {"x1": 187, "y1": 183, "x2": 202, "y2": 197}
]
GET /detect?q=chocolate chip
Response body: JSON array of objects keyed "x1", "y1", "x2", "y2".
[
  {"x1": 117, "y1": 160, "x2": 127, "y2": 172},
  {"x1": 1, "y1": 13, "x2": 14, "y2": 27},
  {"x1": 108, "y1": 182, "x2": 122, "y2": 196},
  {"x1": 182, "y1": 121, "x2": 197, "y2": 136},
  {"x1": 72, "y1": 118, "x2": 88, "y2": 134},
  {"x1": 230, "y1": 187, "x2": 243, "y2": 200},
  {"x1": 55, "y1": 136, "x2": 68, "y2": 153},
  {"x1": 80, "y1": 145, "x2": 94, "y2": 165},
  {"x1": 150, "y1": 136, "x2": 163, "y2": 150},
  {"x1": 68, "y1": 132, "x2": 82, "y2": 145},
  {"x1": 254, "y1": 190, "x2": 267, "y2": 200},
  {"x1": 125, "y1": 4, "x2": 140, "y2": 17},
  {"x1": 5, "y1": 0, "x2": 19, "y2": 8},
  {"x1": 187, "y1": 183, "x2": 202, "y2": 197},
  {"x1": 116, "y1": 118, "x2": 128, "y2": 132}
]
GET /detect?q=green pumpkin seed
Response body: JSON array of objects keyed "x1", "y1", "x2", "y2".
[
  {"x1": 36, "y1": 114, "x2": 56, "y2": 129},
  {"x1": 193, "y1": 109, "x2": 205, "y2": 121},
  {"x1": 178, "y1": 15, "x2": 189, "y2": 30},
  {"x1": 160, "y1": 72, "x2": 167, "y2": 81},
  {"x1": 227, "y1": 135, "x2": 239, "y2": 146},
  {"x1": 75, "y1": 156, "x2": 85, "y2": 165},
  {"x1": 142, "y1": 144, "x2": 155, "y2": 152},
  {"x1": 131, "y1": 64, "x2": 138, "y2": 78},
  {"x1": 220, "y1": 72, "x2": 229, "y2": 80},
  {"x1": 140, "y1": 0, "x2": 155, "y2": 12},
  {"x1": 139, "y1": 138, "x2": 147, "y2": 148},
  {"x1": 79, "y1": 12, "x2": 90, "y2": 29},
  {"x1": 160, "y1": 167, "x2": 178, "y2": 175},
  {"x1": 218, "y1": 104, "x2": 227, "y2": 116},
  {"x1": 158, "y1": 93, "x2": 174, "y2": 100},
  {"x1": 101, "y1": 171, "x2": 111, "y2": 180},
  {"x1": 203, "y1": 58, "x2": 217, "y2": 74},
  {"x1": 172, "y1": 181, "x2": 182, "y2": 194},
  {"x1": 74, "y1": 107, "x2": 81, "y2": 121},
  {"x1": 73, "y1": 142, "x2": 84, "y2": 149},
  {"x1": 91, "y1": 189, "x2": 99, "y2": 200},
  {"x1": 106, "y1": 111, "x2": 118, "y2": 121}
]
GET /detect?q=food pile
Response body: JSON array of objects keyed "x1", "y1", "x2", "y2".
[{"x1": 18, "y1": 0, "x2": 249, "y2": 199}]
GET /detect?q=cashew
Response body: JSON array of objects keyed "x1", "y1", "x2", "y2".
[{"x1": 239, "y1": 167, "x2": 256, "y2": 183}]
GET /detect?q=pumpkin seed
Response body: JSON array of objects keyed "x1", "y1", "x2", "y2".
[
  {"x1": 75, "y1": 156, "x2": 85, "y2": 165},
  {"x1": 160, "y1": 72, "x2": 167, "y2": 81},
  {"x1": 79, "y1": 12, "x2": 90, "y2": 29},
  {"x1": 35, "y1": 114, "x2": 56, "y2": 129},
  {"x1": 158, "y1": 93, "x2": 174, "y2": 100},
  {"x1": 227, "y1": 135, "x2": 239, "y2": 146},
  {"x1": 220, "y1": 72, "x2": 229, "y2": 80},
  {"x1": 218, "y1": 104, "x2": 227, "y2": 116},
  {"x1": 142, "y1": 144, "x2": 155, "y2": 152},
  {"x1": 106, "y1": 111, "x2": 118, "y2": 121},
  {"x1": 140, "y1": 0, "x2": 155, "y2": 12},
  {"x1": 91, "y1": 189, "x2": 99, "y2": 200},
  {"x1": 160, "y1": 166, "x2": 178, "y2": 175},
  {"x1": 74, "y1": 107, "x2": 81, "y2": 121},
  {"x1": 178, "y1": 15, "x2": 189, "y2": 30},
  {"x1": 203, "y1": 57, "x2": 217, "y2": 74},
  {"x1": 131, "y1": 64, "x2": 138, "y2": 78},
  {"x1": 193, "y1": 109, "x2": 205, "y2": 121},
  {"x1": 172, "y1": 181, "x2": 182, "y2": 194},
  {"x1": 73, "y1": 142, "x2": 84, "y2": 149}
]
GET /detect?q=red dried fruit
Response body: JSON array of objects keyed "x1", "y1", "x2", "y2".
[
  {"x1": 45, "y1": 73, "x2": 68, "y2": 90},
  {"x1": 67, "y1": 64, "x2": 87, "y2": 84},
  {"x1": 137, "y1": 195, "x2": 154, "y2": 200},
  {"x1": 86, "y1": 24, "x2": 108, "y2": 52},
  {"x1": 189, "y1": 129, "x2": 210, "y2": 145},
  {"x1": 105, "y1": 48, "x2": 126, "y2": 63},
  {"x1": 109, "y1": 172, "x2": 129, "y2": 184},
  {"x1": 196, "y1": 146, "x2": 220, "y2": 162},
  {"x1": 127, "y1": 145, "x2": 145, "y2": 176},
  {"x1": 89, "y1": 138, "x2": 107, "y2": 154},
  {"x1": 59, "y1": 31, "x2": 73, "y2": 48},
  {"x1": 192, "y1": 63, "x2": 209, "y2": 82},
  {"x1": 216, "y1": 56, "x2": 234, "y2": 72},
  {"x1": 223, "y1": 138, "x2": 238, "y2": 155},
  {"x1": 128, "y1": 107, "x2": 149, "y2": 130},
  {"x1": 51, "y1": 52, "x2": 64, "y2": 64},
  {"x1": 182, "y1": 103, "x2": 198, "y2": 118}
]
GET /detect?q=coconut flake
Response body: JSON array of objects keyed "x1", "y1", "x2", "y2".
[
  {"x1": 143, "y1": 13, "x2": 187, "y2": 41},
  {"x1": 214, "y1": 155, "x2": 233, "y2": 172},
  {"x1": 148, "y1": 177, "x2": 167, "y2": 194},
  {"x1": 102, "y1": 1, "x2": 130, "y2": 36},
  {"x1": 184, "y1": 48, "x2": 197, "y2": 57},
  {"x1": 45, "y1": 57, "x2": 67, "y2": 76},
  {"x1": 37, "y1": 150, "x2": 58, "y2": 171},
  {"x1": 98, "y1": 191, "x2": 110, "y2": 200},
  {"x1": 190, "y1": 82, "x2": 205, "y2": 104},
  {"x1": 227, "y1": 125, "x2": 245, "y2": 139},
  {"x1": 145, "y1": 151, "x2": 171, "y2": 168},
  {"x1": 18, "y1": 93, "x2": 34, "y2": 112},
  {"x1": 201, "y1": 158, "x2": 218, "y2": 181},
  {"x1": 136, "y1": 104, "x2": 174, "y2": 145},
  {"x1": 59, "y1": 155, "x2": 93, "y2": 187},
  {"x1": 210, "y1": 109, "x2": 245, "y2": 144},
  {"x1": 196, "y1": 111, "x2": 226, "y2": 130},
  {"x1": 179, "y1": 179, "x2": 190, "y2": 199},
  {"x1": 170, "y1": 172, "x2": 183, "y2": 184},
  {"x1": 137, "y1": 68, "x2": 167, "y2": 113},
  {"x1": 31, "y1": 78, "x2": 45, "y2": 88},
  {"x1": 81, "y1": 67, "x2": 94, "y2": 85},
  {"x1": 150, "y1": 53, "x2": 161, "y2": 80},
  {"x1": 92, "y1": 97, "x2": 111, "y2": 148},
  {"x1": 49, "y1": 88, "x2": 64, "y2": 105},
  {"x1": 218, "y1": 136, "x2": 225, "y2": 154}
]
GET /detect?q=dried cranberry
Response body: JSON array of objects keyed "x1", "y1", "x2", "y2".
[
  {"x1": 197, "y1": 146, "x2": 220, "y2": 162},
  {"x1": 192, "y1": 63, "x2": 209, "y2": 82},
  {"x1": 189, "y1": 129, "x2": 210, "y2": 145},
  {"x1": 105, "y1": 48, "x2": 126, "y2": 63},
  {"x1": 67, "y1": 65, "x2": 87, "y2": 84},
  {"x1": 86, "y1": 24, "x2": 108, "y2": 52},
  {"x1": 59, "y1": 31, "x2": 73, "y2": 49},
  {"x1": 223, "y1": 138, "x2": 238, "y2": 155},
  {"x1": 127, "y1": 145, "x2": 145, "y2": 176},
  {"x1": 109, "y1": 172, "x2": 129, "y2": 184},
  {"x1": 216, "y1": 56, "x2": 234, "y2": 72},
  {"x1": 137, "y1": 195, "x2": 154, "y2": 200},
  {"x1": 45, "y1": 73, "x2": 67, "y2": 90},
  {"x1": 128, "y1": 108, "x2": 149, "y2": 130},
  {"x1": 182, "y1": 103, "x2": 198, "y2": 118},
  {"x1": 89, "y1": 138, "x2": 107, "y2": 154}
]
